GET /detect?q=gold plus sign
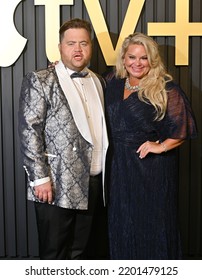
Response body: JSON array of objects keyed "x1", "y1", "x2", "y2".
[{"x1": 148, "y1": 0, "x2": 202, "y2": 65}]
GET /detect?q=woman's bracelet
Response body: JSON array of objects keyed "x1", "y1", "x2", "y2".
[{"x1": 160, "y1": 142, "x2": 167, "y2": 152}]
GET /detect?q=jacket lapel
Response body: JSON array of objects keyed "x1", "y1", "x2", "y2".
[
  {"x1": 88, "y1": 69, "x2": 108, "y2": 151},
  {"x1": 55, "y1": 60, "x2": 93, "y2": 145},
  {"x1": 88, "y1": 70, "x2": 109, "y2": 195}
]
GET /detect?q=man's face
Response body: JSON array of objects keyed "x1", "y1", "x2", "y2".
[{"x1": 58, "y1": 28, "x2": 92, "y2": 72}]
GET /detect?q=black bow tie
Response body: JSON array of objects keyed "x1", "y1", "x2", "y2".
[{"x1": 70, "y1": 72, "x2": 88, "y2": 78}]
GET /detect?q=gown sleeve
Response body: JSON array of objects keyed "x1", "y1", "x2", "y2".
[{"x1": 159, "y1": 81, "x2": 197, "y2": 140}]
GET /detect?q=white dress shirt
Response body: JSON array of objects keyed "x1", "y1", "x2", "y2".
[{"x1": 68, "y1": 67, "x2": 103, "y2": 176}]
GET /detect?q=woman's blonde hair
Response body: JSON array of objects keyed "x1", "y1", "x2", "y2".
[{"x1": 116, "y1": 32, "x2": 172, "y2": 120}]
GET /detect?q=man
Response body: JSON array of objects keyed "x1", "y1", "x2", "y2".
[{"x1": 18, "y1": 18, "x2": 108, "y2": 259}]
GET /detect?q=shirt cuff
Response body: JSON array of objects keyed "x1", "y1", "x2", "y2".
[{"x1": 34, "y1": 177, "x2": 50, "y2": 186}]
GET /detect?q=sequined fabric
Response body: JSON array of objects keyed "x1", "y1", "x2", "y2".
[{"x1": 105, "y1": 77, "x2": 197, "y2": 259}]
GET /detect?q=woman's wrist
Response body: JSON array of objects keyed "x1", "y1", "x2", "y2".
[{"x1": 160, "y1": 142, "x2": 167, "y2": 153}]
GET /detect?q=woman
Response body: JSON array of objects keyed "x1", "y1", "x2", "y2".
[{"x1": 105, "y1": 32, "x2": 197, "y2": 260}]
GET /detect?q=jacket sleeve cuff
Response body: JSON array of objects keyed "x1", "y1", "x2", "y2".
[{"x1": 30, "y1": 177, "x2": 50, "y2": 187}]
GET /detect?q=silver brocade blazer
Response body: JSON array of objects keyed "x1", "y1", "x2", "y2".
[{"x1": 18, "y1": 60, "x2": 108, "y2": 210}]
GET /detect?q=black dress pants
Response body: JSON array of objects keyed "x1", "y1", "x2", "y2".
[{"x1": 34, "y1": 174, "x2": 107, "y2": 260}]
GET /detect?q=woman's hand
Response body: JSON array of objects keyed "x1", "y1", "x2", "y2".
[
  {"x1": 137, "y1": 138, "x2": 184, "y2": 159},
  {"x1": 48, "y1": 61, "x2": 59, "y2": 68},
  {"x1": 137, "y1": 140, "x2": 163, "y2": 159}
]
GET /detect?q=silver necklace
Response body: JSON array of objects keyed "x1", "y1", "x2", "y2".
[{"x1": 125, "y1": 77, "x2": 139, "y2": 91}]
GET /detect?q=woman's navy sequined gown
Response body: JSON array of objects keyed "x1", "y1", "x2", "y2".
[{"x1": 105, "y1": 78, "x2": 197, "y2": 260}]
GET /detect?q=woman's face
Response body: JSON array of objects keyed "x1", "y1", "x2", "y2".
[{"x1": 123, "y1": 44, "x2": 150, "y2": 81}]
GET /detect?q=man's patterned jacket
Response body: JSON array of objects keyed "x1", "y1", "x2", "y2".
[{"x1": 18, "y1": 60, "x2": 108, "y2": 210}]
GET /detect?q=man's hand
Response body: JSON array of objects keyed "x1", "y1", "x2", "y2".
[{"x1": 34, "y1": 181, "x2": 53, "y2": 204}]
